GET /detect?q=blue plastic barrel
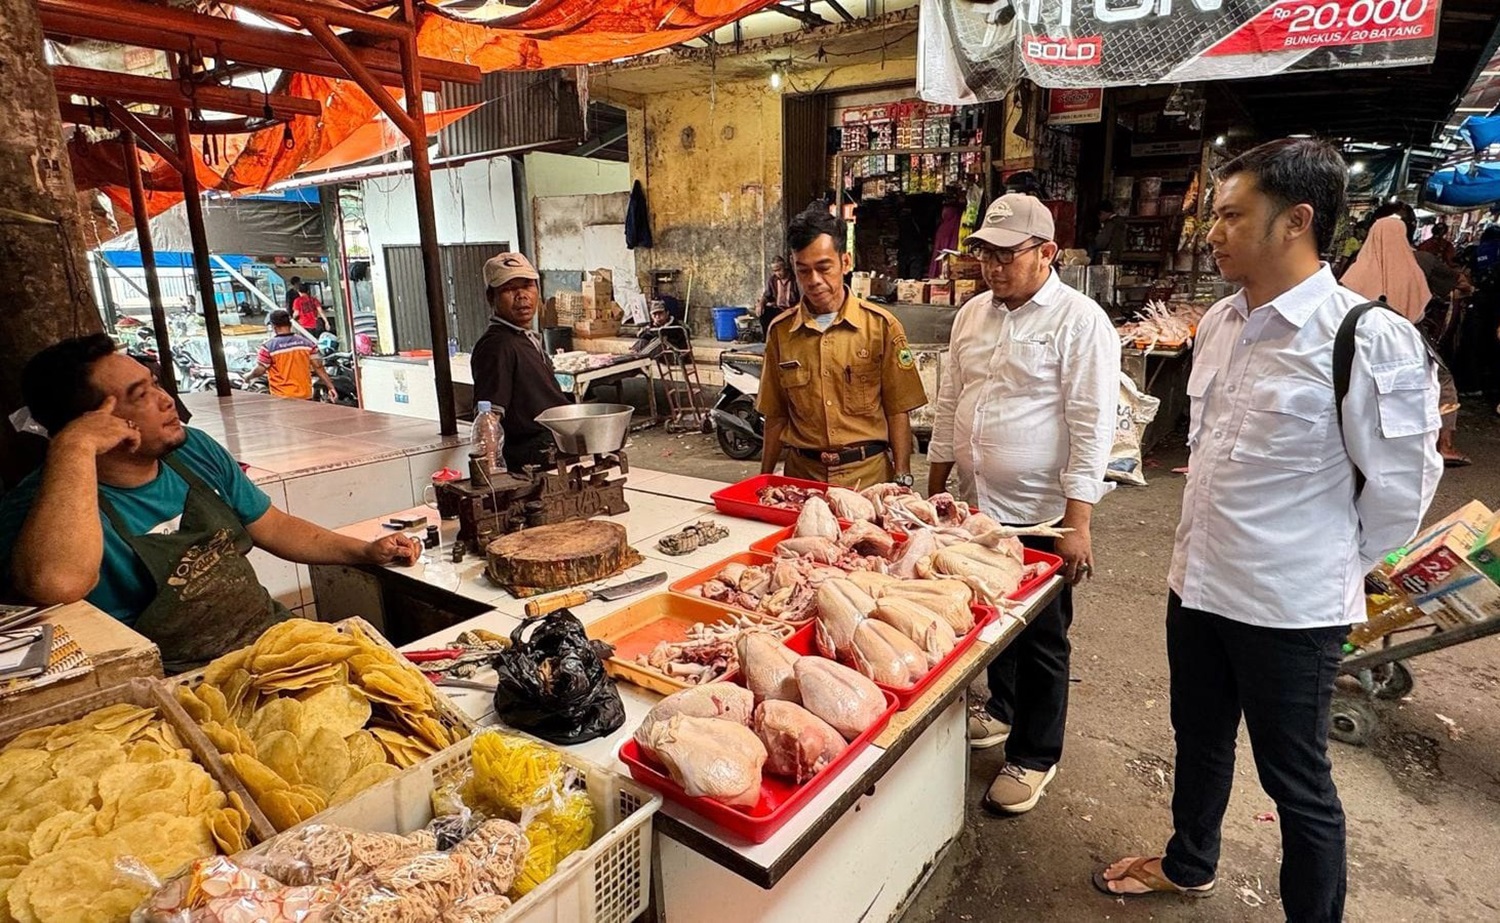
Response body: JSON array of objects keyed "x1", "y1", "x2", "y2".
[{"x1": 711, "y1": 305, "x2": 749, "y2": 341}]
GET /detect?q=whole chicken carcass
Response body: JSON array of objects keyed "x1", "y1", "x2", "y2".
[
  {"x1": 929, "y1": 493, "x2": 971, "y2": 527},
  {"x1": 881, "y1": 579, "x2": 975, "y2": 633},
  {"x1": 794, "y1": 657, "x2": 887, "y2": 740},
  {"x1": 647, "y1": 715, "x2": 767, "y2": 807},
  {"x1": 884, "y1": 494, "x2": 939, "y2": 527},
  {"x1": 888, "y1": 526, "x2": 938, "y2": 578},
  {"x1": 814, "y1": 579, "x2": 876, "y2": 661},
  {"x1": 850, "y1": 619, "x2": 928, "y2": 686},
  {"x1": 793, "y1": 496, "x2": 840, "y2": 541},
  {"x1": 918, "y1": 542, "x2": 1025, "y2": 604},
  {"x1": 754, "y1": 700, "x2": 846, "y2": 784},
  {"x1": 837, "y1": 520, "x2": 897, "y2": 558},
  {"x1": 634, "y1": 682, "x2": 753, "y2": 757},
  {"x1": 775, "y1": 536, "x2": 843, "y2": 564},
  {"x1": 737, "y1": 631, "x2": 801, "y2": 703},
  {"x1": 826, "y1": 487, "x2": 877, "y2": 523},
  {"x1": 873, "y1": 597, "x2": 958, "y2": 667},
  {"x1": 845, "y1": 570, "x2": 900, "y2": 597}
]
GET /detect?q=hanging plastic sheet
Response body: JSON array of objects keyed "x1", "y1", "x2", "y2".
[
  {"x1": 919, "y1": 0, "x2": 1444, "y2": 104},
  {"x1": 1461, "y1": 114, "x2": 1500, "y2": 151},
  {"x1": 1424, "y1": 162, "x2": 1500, "y2": 209}
]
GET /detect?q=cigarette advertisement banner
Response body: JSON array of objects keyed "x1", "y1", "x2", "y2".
[{"x1": 919, "y1": 0, "x2": 1443, "y2": 104}]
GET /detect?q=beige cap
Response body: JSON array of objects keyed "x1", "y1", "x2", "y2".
[
  {"x1": 967, "y1": 194, "x2": 1055, "y2": 249},
  {"x1": 482, "y1": 252, "x2": 539, "y2": 288}
]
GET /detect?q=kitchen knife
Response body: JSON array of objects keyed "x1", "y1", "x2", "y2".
[{"x1": 523, "y1": 571, "x2": 668, "y2": 617}]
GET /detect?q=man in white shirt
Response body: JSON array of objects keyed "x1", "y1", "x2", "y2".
[
  {"x1": 1097, "y1": 140, "x2": 1441, "y2": 920},
  {"x1": 928, "y1": 193, "x2": 1119, "y2": 814}
]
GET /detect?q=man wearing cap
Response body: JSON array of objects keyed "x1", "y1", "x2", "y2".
[
  {"x1": 758, "y1": 208, "x2": 928, "y2": 489},
  {"x1": 471, "y1": 252, "x2": 571, "y2": 470},
  {"x1": 929, "y1": 193, "x2": 1119, "y2": 815}
]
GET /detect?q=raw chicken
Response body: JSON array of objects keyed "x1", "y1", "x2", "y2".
[
  {"x1": 753, "y1": 700, "x2": 846, "y2": 784},
  {"x1": 826, "y1": 487, "x2": 877, "y2": 523},
  {"x1": 634, "y1": 682, "x2": 754, "y2": 756},
  {"x1": 963, "y1": 513, "x2": 1002, "y2": 537},
  {"x1": 889, "y1": 527, "x2": 938, "y2": 578},
  {"x1": 837, "y1": 520, "x2": 896, "y2": 558},
  {"x1": 813, "y1": 579, "x2": 876, "y2": 662},
  {"x1": 850, "y1": 620, "x2": 928, "y2": 686},
  {"x1": 918, "y1": 542, "x2": 1026, "y2": 604},
  {"x1": 647, "y1": 715, "x2": 767, "y2": 808},
  {"x1": 794, "y1": 658, "x2": 887, "y2": 741},
  {"x1": 873, "y1": 597, "x2": 958, "y2": 667},
  {"x1": 775, "y1": 536, "x2": 843, "y2": 564},
  {"x1": 929, "y1": 493, "x2": 971, "y2": 526},
  {"x1": 793, "y1": 496, "x2": 840, "y2": 541},
  {"x1": 881, "y1": 580, "x2": 975, "y2": 633},
  {"x1": 844, "y1": 570, "x2": 900, "y2": 597},
  {"x1": 737, "y1": 631, "x2": 801, "y2": 703}
]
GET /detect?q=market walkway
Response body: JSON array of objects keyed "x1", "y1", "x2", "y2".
[{"x1": 623, "y1": 407, "x2": 1500, "y2": 922}]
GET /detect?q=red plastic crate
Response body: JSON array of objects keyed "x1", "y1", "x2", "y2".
[
  {"x1": 710, "y1": 474, "x2": 830, "y2": 526},
  {"x1": 618, "y1": 686, "x2": 899, "y2": 844},
  {"x1": 786, "y1": 604, "x2": 997, "y2": 709}
]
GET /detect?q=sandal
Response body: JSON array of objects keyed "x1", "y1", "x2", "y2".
[
  {"x1": 1444, "y1": 455, "x2": 1473, "y2": 468},
  {"x1": 1092, "y1": 856, "x2": 1215, "y2": 899}
]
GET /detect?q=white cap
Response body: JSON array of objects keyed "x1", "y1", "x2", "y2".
[
  {"x1": 968, "y1": 194, "x2": 1055, "y2": 249},
  {"x1": 482, "y1": 252, "x2": 539, "y2": 288}
]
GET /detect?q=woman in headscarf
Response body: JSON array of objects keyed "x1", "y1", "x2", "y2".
[{"x1": 1342, "y1": 215, "x2": 1468, "y2": 466}]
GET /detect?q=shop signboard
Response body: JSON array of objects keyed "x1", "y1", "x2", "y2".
[
  {"x1": 918, "y1": 0, "x2": 1443, "y2": 104},
  {"x1": 1047, "y1": 87, "x2": 1104, "y2": 124}
]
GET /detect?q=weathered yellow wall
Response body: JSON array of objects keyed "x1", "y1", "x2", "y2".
[{"x1": 612, "y1": 56, "x2": 917, "y2": 326}]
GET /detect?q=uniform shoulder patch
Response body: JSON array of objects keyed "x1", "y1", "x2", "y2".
[{"x1": 897, "y1": 345, "x2": 915, "y2": 369}]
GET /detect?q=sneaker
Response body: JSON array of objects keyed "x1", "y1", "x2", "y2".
[
  {"x1": 968, "y1": 705, "x2": 1011, "y2": 749},
  {"x1": 982, "y1": 762, "x2": 1057, "y2": 815}
]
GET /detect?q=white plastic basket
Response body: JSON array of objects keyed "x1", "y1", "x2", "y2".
[{"x1": 247, "y1": 734, "x2": 660, "y2": 923}]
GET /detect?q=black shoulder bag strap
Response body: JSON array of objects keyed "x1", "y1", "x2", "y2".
[{"x1": 1332, "y1": 299, "x2": 1391, "y2": 498}]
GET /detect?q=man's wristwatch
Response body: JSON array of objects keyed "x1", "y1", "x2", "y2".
[{"x1": 893, "y1": 473, "x2": 914, "y2": 488}]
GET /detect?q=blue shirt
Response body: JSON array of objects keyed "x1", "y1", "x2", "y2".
[{"x1": 0, "y1": 427, "x2": 272, "y2": 625}]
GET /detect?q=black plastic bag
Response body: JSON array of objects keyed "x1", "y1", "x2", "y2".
[{"x1": 491, "y1": 610, "x2": 626, "y2": 745}]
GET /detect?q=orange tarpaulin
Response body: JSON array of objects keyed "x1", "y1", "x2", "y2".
[
  {"x1": 69, "y1": 0, "x2": 777, "y2": 214},
  {"x1": 300, "y1": 104, "x2": 480, "y2": 174}
]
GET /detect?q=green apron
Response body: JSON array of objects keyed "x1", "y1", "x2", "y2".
[{"x1": 98, "y1": 455, "x2": 290, "y2": 674}]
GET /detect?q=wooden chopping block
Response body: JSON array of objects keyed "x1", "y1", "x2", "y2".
[{"x1": 485, "y1": 520, "x2": 639, "y2": 591}]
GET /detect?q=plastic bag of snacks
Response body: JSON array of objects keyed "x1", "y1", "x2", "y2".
[{"x1": 127, "y1": 854, "x2": 340, "y2": 923}]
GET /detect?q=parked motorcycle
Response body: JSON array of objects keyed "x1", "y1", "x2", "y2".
[
  {"x1": 712, "y1": 344, "x2": 765, "y2": 460},
  {"x1": 317, "y1": 351, "x2": 358, "y2": 407}
]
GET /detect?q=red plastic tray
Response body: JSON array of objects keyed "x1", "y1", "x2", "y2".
[
  {"x1": 618, "y1": 686, "x2": 899, "y2": 844},
  {"x1": 1013, "y1": 549, "x2": 1063, "y2": 601},
  {"x1": 669, "y1": 551, "x2": 778, "y2": 598},
  {"x1": 786, "y1": 604, "x2": 997, "y2": 709},
  {"x1": 710, "y1": 474, "x2": 830, "y2": 526}
]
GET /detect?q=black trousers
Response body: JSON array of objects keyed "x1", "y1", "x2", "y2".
[
  {"x1": 986, "y1": 534, "x2": 1073, "y2": 772},
  {"x1": 1162, "y1": 592, "x2": 1348, "y2": 923}
]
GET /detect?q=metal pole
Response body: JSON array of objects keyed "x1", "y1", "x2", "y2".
[
  {"x1": 170, "y1": 58, "x2": 231, "y2": 396},
  {"x1": 121, "y1": 131, "x2": 178, "y2": 395},
  {"x1": 400, "y1": 0, "x2": 456, "y2": 435}
]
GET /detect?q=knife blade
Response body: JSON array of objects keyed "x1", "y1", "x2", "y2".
[{"x1": 523, "y1": 571, "x2": 668, "y2": 617}]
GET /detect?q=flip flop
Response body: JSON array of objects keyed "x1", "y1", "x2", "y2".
[
  {"x1": 1092, "y1": 857, "x2": 1215, "y2": 900},
  {"x1": 1444, "y1": 455, "x2": 1473, "y2": 468}
]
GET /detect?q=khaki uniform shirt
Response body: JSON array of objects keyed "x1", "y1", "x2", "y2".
[{"x1": 757, "y1": 290, "x2": 927, "y2": 451}]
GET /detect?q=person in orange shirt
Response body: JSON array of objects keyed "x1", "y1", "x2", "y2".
[{"x1": 247, "y1": 311, "x2": 336, "y2": 401}]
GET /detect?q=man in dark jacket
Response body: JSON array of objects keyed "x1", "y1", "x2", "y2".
[{"x1": 469, "y1": 253, "x2": 571, "y2": 470}]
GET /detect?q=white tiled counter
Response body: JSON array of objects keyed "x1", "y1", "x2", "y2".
[{"x1": 310, "y1": 468, "x2": 1060, "y2": 922}]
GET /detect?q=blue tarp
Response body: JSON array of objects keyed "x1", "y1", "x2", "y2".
[
  {"x1": 1461, "y1": 115, "x2": 1500, "y2": 151},
  {"x1": 1424, "y1": 161, "x2": 1500, "y2": 208},
  {"x1": 98, "y1": 251, "x2": 255, "y2": 271}
]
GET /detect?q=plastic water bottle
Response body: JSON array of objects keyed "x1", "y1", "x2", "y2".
[
  {"x1": 448, "y1": 336, "x2": 459, "y2": 357},
  {"x1": 473, "y1": 401, "x2": 503, "y2": 474}
]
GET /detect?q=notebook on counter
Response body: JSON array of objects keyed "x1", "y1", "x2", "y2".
[{"x1": 0, "y1": 625, "x2": 54, "y2": 681}]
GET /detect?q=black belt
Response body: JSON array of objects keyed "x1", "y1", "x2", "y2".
[{"x1": 794, "y1": 442, "x2": 888, "y2": 467}]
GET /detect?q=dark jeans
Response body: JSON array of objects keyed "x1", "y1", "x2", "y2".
[
  {"x1": 1161, "y1": 592, "x2": 1348, "y2": 923},
  {"x1": 986, "y1": 534, "x2": 1073, "y2": 772}
]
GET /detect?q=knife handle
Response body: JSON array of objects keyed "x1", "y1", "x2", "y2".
[{"x1": 525, "y1": 590, "x2": 590, "y2": 618}]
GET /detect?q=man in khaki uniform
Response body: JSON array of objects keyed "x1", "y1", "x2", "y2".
[{"x1": 758, "y1": 208, "x2": 927, "y2": 489}]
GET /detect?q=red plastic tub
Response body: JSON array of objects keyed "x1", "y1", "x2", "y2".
[
  {"x1": 709, "y1": 474, "x2": 830, "y2": 526},
  {"x1": 786, "y1": 604, "x2": 997, "y2": 709},
  {"x1": 618, "y1": 686, "x2": 899, "y2": 844}
]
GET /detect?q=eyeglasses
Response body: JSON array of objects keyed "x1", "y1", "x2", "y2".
[{"x1": 972, "y1": 241, "x2": 1046, "y2": 265}]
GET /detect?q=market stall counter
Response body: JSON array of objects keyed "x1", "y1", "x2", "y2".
[{"x1": 311, "y1": 468, "x2": 1062, "y2": 921}]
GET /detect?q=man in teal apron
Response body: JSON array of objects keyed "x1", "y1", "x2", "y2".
[{"x1": 0, "y1": 335, "x2": 423, "y2": 673}]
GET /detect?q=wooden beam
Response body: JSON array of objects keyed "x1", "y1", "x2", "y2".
[
  {"x1": 225, "y1": 0, "x2": 408, "y2": 40},
  {"x1": 103, "y1": 101, "x2": 184, "y2": 175},
  {"x1": 38, "y1": 0, "x2": 479, "y2": 86},
  {"x1": 769, "y1": 3, "x2": 826, "y2": 25},
  {"x1": 301, "y1": 16, "x2": 418, "y2": 138},
  {"x1": 52, "y1": 65, "x2": 322, "y2": 119},
  {"x1": 59, "y1": 104, "x2": 276, "y2": 136}
]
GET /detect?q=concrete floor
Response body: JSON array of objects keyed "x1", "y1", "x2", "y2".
[{"x1": 623, "y1": 403, "x2": 1500, "y2": 922}]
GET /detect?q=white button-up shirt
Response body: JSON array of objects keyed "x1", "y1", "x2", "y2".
[
  {"x1": 1170, "y1": 266, "x2": 1443, "y2": 629},
  {"x1": 929, "y1": 271, "x2": 1120, "y2": 524}
]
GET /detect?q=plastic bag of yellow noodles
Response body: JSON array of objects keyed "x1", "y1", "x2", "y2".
[{"x1": 454, "y1": 731, "x2": 594, "y2": 897}]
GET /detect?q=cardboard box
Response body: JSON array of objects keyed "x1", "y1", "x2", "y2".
[
  {"x1": 925, "y1": 279, "x2": 952, "y2": 306},
  {"x1": 1391, "y1": 501, "x2": 1494, "y2": 596},
  {"x1": 941, "y1": 254, "x2": 984, "y2": 280},
  {"x1": 851, "y1": 272, "x2": 873, "y2": 300},
  {"x1": 582, "y1": 269, "x2": 614, "y2": 312},
  {"x1": 553, "y1": 291, "x2": 587, "y2": 324},
  {"x1": 895, "y1": 280, "x2": 924, "y2": 304},
  {"x1": 952, "y1": 279, "x2": 979, "y2": 305},
  {"x1": 1467, "y1": 511, "x2": 1500, "y2": 584},
  {"x1": 1414, "y1": 558, "x2": 1500, "y2": 627}
]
